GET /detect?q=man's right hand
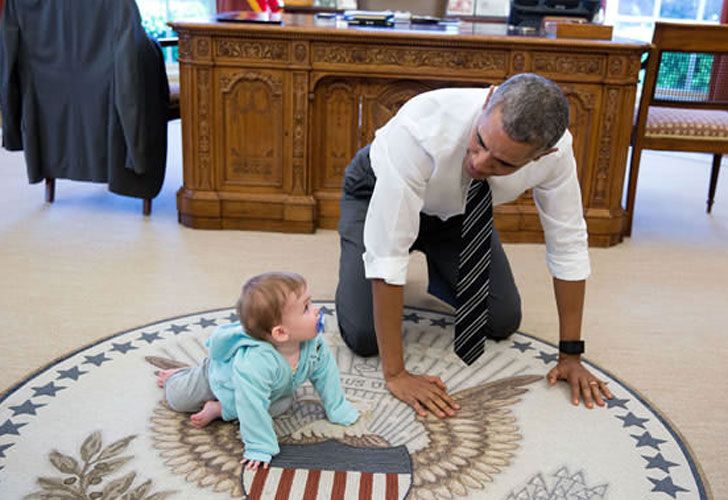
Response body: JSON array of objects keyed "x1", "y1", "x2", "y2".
[
  {"x1": 371, "y1": 280, "x2": 459, "y2": 418},
  {"x1": 385, "y1": 369, "x2": 460, "y2": 418}
]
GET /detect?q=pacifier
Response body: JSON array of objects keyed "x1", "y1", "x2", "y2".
[{"x1": 316, "y1": 309, "x2": 325, "y2": 334}]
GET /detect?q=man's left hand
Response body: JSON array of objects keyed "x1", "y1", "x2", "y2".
[{"x1": 547, "y1": 355, "x2": 613, "y2": 408}]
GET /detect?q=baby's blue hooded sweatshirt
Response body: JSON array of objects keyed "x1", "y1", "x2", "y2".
[{"x1": 206, "y1": 322, "x2": 359, "y2": 463}]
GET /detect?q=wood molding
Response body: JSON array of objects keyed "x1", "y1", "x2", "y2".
[{"x1": 171, "y1": 15, "x2": 648, "y2": 246}]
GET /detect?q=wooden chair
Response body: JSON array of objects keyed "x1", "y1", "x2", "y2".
[{"x1": 624, "y1": 22, "x2": 728, "y2": 236}]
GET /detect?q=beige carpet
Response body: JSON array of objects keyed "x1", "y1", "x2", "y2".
[{"x1": 0, "y1": 121, "x2": 726, "y2": 497}]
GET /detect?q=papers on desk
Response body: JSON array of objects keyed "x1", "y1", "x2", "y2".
[
  {"x1": 342, "y1": 10, "x2": 395, "y2": 27},
  {"x1": 342, "y1": 10, "x2": 450, "y2": 27}
]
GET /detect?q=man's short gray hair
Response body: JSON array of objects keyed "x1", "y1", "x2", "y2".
[{"x1": 484, "y1": 73, "x2": 570, "y2": 151}]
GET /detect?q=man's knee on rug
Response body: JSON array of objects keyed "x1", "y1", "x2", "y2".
[
  {"x1": 338, "y1": 319, "x2": 379, "y2": 357},
  {"x1": 335, "y1": 291, "x2": 379, "y2": 357},
  {"x1": 488, "y1": 297, "x2": 523, "y2": 341}
]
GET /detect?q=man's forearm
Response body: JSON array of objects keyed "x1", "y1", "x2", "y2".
[
  {"x1": 371, "y1": 279, "x2": 406, "y2": 379},
  {"x1": 553, "y1": 278, "x2": 586, "y2": 342}
]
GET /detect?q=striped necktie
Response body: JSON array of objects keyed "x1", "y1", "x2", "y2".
[{"x1": 455, "y1": 180, "x2": 493, "y2": 365}]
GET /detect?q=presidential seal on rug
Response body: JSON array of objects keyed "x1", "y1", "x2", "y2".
[{"x1": 0, "y1": 305, "x2": 710, "y2": 499}]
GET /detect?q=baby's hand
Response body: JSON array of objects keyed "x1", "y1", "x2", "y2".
[{"x1": 241, "y1": 458, "x2": 269, "y2": 471}]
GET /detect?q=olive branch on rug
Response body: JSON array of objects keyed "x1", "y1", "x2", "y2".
[{"x1": 24, "y1": 431, "x2": 175, "y2": 500}]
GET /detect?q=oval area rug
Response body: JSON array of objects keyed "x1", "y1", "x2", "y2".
[{"x1": 0, "y1": 304, "x2": 710, "y2": 499}]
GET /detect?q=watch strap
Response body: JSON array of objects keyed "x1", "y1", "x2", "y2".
[{"x1": 558, "y1": 340, "x2": 585, "y2": 355}]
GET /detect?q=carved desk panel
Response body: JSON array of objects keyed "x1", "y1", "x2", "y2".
[{"x1": 171, "y1": 16, "x2": 648, "y2": 246}]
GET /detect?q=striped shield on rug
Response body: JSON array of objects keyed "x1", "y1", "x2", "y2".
[{"x1": 241, "y1": 440, "x2": 412, "y2": 499}]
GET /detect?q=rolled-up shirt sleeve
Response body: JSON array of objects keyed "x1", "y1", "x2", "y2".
[
  {"x1": 532, "y1": 147, "x2": 591, "y2": 281},
  {"x1": 363, "y1": 118, "x2": 433, "y2": 285}
]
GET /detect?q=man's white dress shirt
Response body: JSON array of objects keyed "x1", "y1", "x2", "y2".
[{"x1": 363, "y1": 87, "x2": 591, "y2": 286}]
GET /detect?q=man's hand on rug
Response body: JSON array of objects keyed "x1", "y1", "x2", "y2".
[
  {"x1": 241, "y1": 459, "x2": 269, "y2": 471},
  {"x1": 547, "y1": 355, "x2": 613, "y2": 409},
  {"x1": 385, "y1": 370, "x2": 460, "y2": 419}
]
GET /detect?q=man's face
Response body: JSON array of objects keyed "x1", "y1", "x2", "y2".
[{"x1": 463, "y1": 107, "x2": 554, "y2": 180}]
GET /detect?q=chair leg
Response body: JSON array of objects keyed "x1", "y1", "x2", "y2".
[
  {"x1": 624, "y1": 145, "x2": 644, "y2": 237},
  {"x1": 707, "y1": 154, "x2": 721, "y2": 214},
  {"x1": 45, "y1": 178, "x2": 55, "y2": 203},
  {"x1": 143, "y1": 198, "x2": 152, "y2": 216}
]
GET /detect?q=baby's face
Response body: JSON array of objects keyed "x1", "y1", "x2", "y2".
[{"x1": 280, "y1": 285, "x2": 319, "y2": 342}]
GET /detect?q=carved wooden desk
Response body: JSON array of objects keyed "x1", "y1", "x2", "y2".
[{"x1": 170, "y1": 16, "x2": 648, "y2": 246}]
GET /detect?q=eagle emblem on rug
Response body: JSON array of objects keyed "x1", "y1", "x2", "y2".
[{"x1": 147, "y1": 354, "x2": 540, "y2": 500}]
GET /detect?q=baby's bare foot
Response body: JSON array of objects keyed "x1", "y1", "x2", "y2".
[
  {"x1": 156, "y1": 368, "x2": 181, "y2": 388},
  {"x1": 190, "y1": 401, "x2": 222, "y2": 428}
]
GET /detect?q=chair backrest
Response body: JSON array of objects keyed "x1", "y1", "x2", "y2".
[
  {"x1": 357, "y1": 0, "x2": 448, "y2": 18},
  {"x1": 639, "y1": 22, "x2": 728, "y2": 114},
  {"x1": 625, "y1": 22, "x2": 728, "y2": 234}
]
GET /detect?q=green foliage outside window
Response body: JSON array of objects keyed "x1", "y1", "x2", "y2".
[
  {"x1": 142, "y1": 15, "x2": 179, "y2": 62},
  {"x1": 139, "y1": 1, "x2": 214, "y2": 63},
  {"x1": 657, "y1": 52, "x2": 714, "y2": 96},
  {"x1": 142, "y1": 15, "x2": 173, "y2": 39}
]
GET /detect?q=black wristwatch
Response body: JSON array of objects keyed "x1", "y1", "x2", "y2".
[{"x1": 558, "y1": 340, "x2": 585, "y2": 355}]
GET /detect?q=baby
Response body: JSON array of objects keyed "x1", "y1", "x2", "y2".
[{"x1": 156, "y1": 271, "x2": 359, "y2": 470}]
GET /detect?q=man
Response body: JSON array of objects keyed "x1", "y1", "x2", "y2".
[{"x1": 335, "y1": 73, "x2": 613, "y2": 419}]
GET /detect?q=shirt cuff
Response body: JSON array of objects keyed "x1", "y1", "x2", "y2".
[
  {"x1": 220, "y1": 404, "x2": 237, "y2": 422},
  {"x1": 546, "y1": 252, "x2": 592, "y2": 281},
  {"x1": 327, "y1": 402, "x2": 360, "y2": 426},
  {"x1": 363, "y1": 254, "x2": 409, "y2": 286},
  {"x1": 243, "y1": 450, "x2": 272, "y2": 463}
]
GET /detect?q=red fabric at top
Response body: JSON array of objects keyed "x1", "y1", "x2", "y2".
[{"x1": 216, "y1": 0, "x2": 281, "y2": 12}]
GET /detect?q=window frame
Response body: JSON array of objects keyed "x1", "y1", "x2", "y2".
[{"x1": 604, "y1": 0, "x2": 725, "y2": 42}]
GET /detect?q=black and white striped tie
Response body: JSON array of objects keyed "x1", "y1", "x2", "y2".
[{"x1": 455, "y1": 180, "x2": 493, "y2": 365}]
